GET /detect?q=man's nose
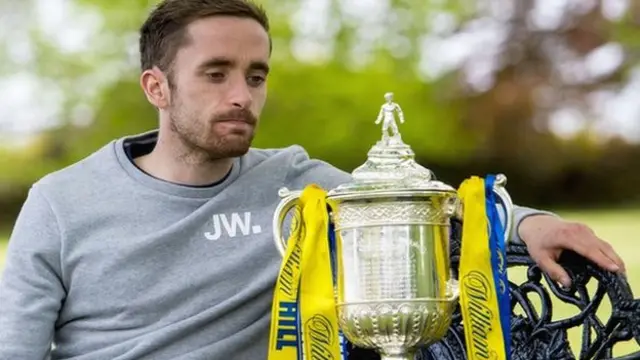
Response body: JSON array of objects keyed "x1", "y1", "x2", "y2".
[{"x1": 228, "y1": 79, "x2": 252, "y2": 109}]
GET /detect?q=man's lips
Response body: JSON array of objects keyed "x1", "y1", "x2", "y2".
[
  {"x1": 214, "y1": 119, "x2": 254, "y2": 132},
  {"x1": 216, "y1": 118, "x2": 255, "y2": 126}
]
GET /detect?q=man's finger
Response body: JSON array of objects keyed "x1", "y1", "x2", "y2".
[
  {"x1": 578, "y1": 235, "x2": 624, "y2": 273},
  {"x1": 580, "y1": 245, "x2": 620, "y2": 272},
  {"x1": 563, "y1": 234, "x2": 593, "y2": 256},
  {"x1": 563, "y1": 235, "x2": 617, "y2": 271},
  {"x1": 577, "y1": 240, "x2": 606, "y2": 264},
  {"x1": 598, "y1": 241, "x2": 626, "y2": 274},
  {"x1": 538, "y1": 256, "x2": 571, "y2": 288},
  {"x1": 560, "y1": 228, "x2": 625, "y2": 274}
]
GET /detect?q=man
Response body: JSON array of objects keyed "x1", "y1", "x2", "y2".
[{"x1": 0, "y1": 0, "x2": 626, "y2": 359}]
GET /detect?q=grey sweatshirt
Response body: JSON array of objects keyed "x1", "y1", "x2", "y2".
[{"x1": 0, "y1": 131, "x2": 544, "y2": 359}]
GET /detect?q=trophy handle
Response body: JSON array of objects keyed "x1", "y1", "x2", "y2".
[
  {"x1": 272, "y1": 187, "x2": 303, "y2": 256},
  {"x1": 492, "y1": 174, "x2": 515, "y2": 242}
]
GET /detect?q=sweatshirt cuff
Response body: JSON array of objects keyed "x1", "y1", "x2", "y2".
[{"x1": 508, "y1": 205, "x2": 559, "y2": 245}]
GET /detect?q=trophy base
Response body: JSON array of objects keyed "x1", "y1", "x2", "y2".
[
  {"x1": 336, "y1": 298, "x2": 455, "y2": 358},
  {"x1": 380, "y1": 353, "x2": 416, "y2": 360}
]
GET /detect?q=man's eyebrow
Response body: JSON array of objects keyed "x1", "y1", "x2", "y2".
[
  {"x1": 197, "y1": 57, "x2": 270, "y2": 74},
  {"x1": 250, "y1": 61, "x2": 270, "y2": 74},
  {"x1": 197, "y1": 57, "x2": 234, "y2": 71}
]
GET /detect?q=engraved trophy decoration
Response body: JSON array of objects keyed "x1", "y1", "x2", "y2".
[{"x1": 272, "y1": 92, "x2": 514, "y2": 360}]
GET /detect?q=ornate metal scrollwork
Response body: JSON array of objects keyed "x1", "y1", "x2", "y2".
[{"x1": 348, "y1": 220, "x2": 640, "y2": 360}]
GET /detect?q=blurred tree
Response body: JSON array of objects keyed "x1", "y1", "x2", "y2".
[{"x1": 1, "y1": 0, "x2": 640, "y2": 222}]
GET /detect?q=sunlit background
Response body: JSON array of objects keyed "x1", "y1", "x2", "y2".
[{"x1": 1, "y1": 0, "x2": 639, "y2": 356}]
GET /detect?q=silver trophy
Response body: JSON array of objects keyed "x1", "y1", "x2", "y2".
[{"x1": 272, "y1": 92, "x2": 514, "y2": 360}]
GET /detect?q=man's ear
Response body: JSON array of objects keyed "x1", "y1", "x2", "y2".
[{"x1": 140, "y1": 66, "x2": 170, "y2": 109}]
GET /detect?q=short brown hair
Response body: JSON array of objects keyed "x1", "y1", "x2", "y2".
[{"x1": 139, "y1": 0, "x2": 270, "y2": 74}]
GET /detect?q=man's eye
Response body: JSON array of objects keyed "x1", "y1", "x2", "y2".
[
  {"x1": 207, "y1": 72, "x2": 225, "y2": 81},
  {"x1": 247, "y1": 75, "x2": 265, "y2": 87}
]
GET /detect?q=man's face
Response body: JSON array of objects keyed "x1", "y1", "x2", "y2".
[{"x1": 165, "y1": 16, "x2": 270, "y2": 159}]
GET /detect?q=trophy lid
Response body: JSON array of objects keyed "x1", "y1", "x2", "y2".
[{"x1": 327, "y1": 92, "x2": 457, "y2": 200}]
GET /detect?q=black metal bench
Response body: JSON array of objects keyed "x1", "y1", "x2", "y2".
[{"x1": 348, "y1": 220, "x2": 640, "y2": 360}]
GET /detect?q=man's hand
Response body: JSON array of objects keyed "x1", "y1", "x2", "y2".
[{"x1": 517, "y1": 215, "x2": 626, "y2": 288}]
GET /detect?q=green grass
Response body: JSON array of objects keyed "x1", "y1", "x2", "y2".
[{"x1": 0, "y1": 208, "x2": 638, "y2": 356}]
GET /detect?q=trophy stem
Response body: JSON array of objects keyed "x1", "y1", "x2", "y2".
[{"x1": 380, "y1": 351, "x2": 416, "y2": 360}]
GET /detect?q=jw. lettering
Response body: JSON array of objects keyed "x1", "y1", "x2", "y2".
[
  {"x1": 204, "y1": 212, "x2": 262, "y2": 240},
  {"x1": 462, "y1": 271, "x2": 495, "y2": 360}
]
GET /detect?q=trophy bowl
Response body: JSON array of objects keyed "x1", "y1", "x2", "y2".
[
  {"x1": 329, "y1": 191, "x2": 460, "y2": 359},
  {"x1": 272, "y1": 92, "x2": 514, "y2": 360}
]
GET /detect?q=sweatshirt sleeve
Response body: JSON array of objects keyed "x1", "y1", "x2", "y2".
[
  {"x1": 284, "y1": 146, "x2": 352, "y2": 192},
  {"x1": 0, "y1": 185, "x2": 65, "y2": 359}
]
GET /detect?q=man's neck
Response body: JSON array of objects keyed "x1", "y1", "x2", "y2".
[{"x1": 134, "y1": 133, "x2": 233, "y2": 187}]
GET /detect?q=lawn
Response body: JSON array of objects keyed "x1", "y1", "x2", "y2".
[{"x1": 0, "y1": 208, "x2": 638, "y2": 356}]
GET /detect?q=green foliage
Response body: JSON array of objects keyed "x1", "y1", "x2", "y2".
[
  {"x1": 256, "y1": 62, "x2": 476, "y2": 169},
  {"x1": 2, "y1": 0, "x2": 640, "y2": 217},
  {"x1": 65, "y1": 77, "x2": 158, "y2": 161}
]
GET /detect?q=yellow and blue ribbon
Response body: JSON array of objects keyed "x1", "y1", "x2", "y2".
[
  {"x1": 267, "y1": 185, "x2": 347, "y2": 360},
  {"x1": 327, "y1": 202, "x2": 349, "y2": 359},
  {"x1": 458, "y1": 175, "x2": 512, "y2": 360},
  {"x1": 485, "y1": 175, "x2": 512, "y2": 359}
]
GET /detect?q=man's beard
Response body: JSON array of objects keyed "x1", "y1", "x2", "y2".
[{"x1": 168, "y1": 101, "x2": 258, "y2": 162}]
